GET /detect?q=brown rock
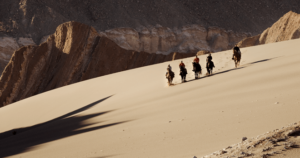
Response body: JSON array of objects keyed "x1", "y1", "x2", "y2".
[
  {"x1": 260, "y1": 11, "x2": 300, "y2": 44},
  {"x1": 197, "y1": 50, "x2": 211, "y2": 56},
  {"x1": 100, "y1": 25, "x2": 249, "y2": 54},
  {"x1": 0, "y1": 37, "x2": 36, "y2": 73},
  {"x1": 238, "y1": 11, "x2": 300, "y2": 48},
  {"x1": 237, "y1": 35, "x2": 261, "y2": 48},
  {"x1": 0, "y1": 21, "x2": 195, "y2": 107}
]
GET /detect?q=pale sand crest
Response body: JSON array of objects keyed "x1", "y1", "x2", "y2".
[{"x1": 1, "y1": 38, "x2": 300, "y2": 158}]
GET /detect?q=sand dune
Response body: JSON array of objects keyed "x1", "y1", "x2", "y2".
[{"x1": 1, "y1": 38, "x2": 300, "y2": 158}]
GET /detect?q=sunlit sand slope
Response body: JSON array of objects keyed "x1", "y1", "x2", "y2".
[{"x1": 1, "y1": 39, "x2": 300, "y2": 158}]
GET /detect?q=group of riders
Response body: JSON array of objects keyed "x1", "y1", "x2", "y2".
[{"x1": 166, "y1": 45, "x2": 241, "y2": 85}]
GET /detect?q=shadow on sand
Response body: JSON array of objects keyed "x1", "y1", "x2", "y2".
[
  {"x1": 173, "y1": 58, "x2": 274, "y2": 85},
  {"x1": 0, "y1": 95, "x2": 128, "y2": 158}
]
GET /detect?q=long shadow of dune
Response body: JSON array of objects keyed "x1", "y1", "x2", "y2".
[{"x1": 0, "y1": 95, "x2": 129, "y2": 158}]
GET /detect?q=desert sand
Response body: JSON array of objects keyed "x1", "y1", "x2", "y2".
[{"x1": 1, "y1": 38, "x2": 300, "y2": 158}]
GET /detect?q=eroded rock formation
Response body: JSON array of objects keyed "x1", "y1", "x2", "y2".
[
  {"x1": 0, "y1": 37, "x2": 36, "y2": 73},
  {"x1": 100, "y1": 25, "x2": 250, "y2": 54},
  {"x1": 2, "y1": 0, "x2": 300, "y2": 43},
  {"x1": 0, "y1": 22, "x2": 196, "y2": 107},
  {"x1": 238, "y1": 11, "x2": 300, "y2": 48},
  {"x1": 0, "y1": 24, "x2": 246, "y2": 75}
]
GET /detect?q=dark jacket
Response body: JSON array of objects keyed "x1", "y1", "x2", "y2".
[
  {"x1": 234, "y1": 46, "x2": 240, "y2": 52},
  {"x1": 207, "y1": 55, "x2": 212, "y2": 62}
]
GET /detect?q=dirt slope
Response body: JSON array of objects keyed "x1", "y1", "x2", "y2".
[{"x1": 0, "y1": 21, "x2": 195, "y2": 107}]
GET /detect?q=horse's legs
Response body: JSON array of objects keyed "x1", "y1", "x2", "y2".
[
  {"x1": 206, "y1": 67, "x2": 210, "y2": 75},
  {"x1": 234, "y1": 59, "x2": 237, "y2": 68}
]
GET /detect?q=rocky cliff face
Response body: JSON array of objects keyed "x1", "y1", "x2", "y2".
[
  {"x1": 238, "y1": 11, "x2": 300, "y2": 48},
  {"x1": 100, "y1": 25, "x2": 249, "y2": 55},
  {"x1": 2, "y1": 1, "x2": 300, "y2": 74},
  {"x1": 2, "y1": 0, "x2": 300, "y2": 43},
  {"x1": 0, "y1": 37, "x2": 35, "y2": 73},
  {"x1": 0, "y1": 24, "x2": 248, "y2": 75},
  {"x1": 0, "y1": 22, "x2": 196, "y2": 107}
]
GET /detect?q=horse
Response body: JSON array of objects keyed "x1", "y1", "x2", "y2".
[
  {"x1": 166, "y1": 68, "x2": 175, "y2": 86},
  {"x1": 180, "y1": 66, "x2": 187, "y2": 82},
  {"x1": 206, "y1": 60, "x2": 215, "y2": 76},
  {"x1": 192, "y1": 62, "x2": 202, "y2": 79},
  {"x1": 233, "y1": 49, "x2": 241, "y2": 68}
]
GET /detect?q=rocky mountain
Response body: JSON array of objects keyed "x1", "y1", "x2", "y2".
[
  {"x1": 0, "y1": 37, "x2": 35, "y2": 73},
  {"x1": 0, "y1": 22, "x2": 196, "y2": 107},
  {"x1": 238, "y1": 11, "x2": 300, "y2": 48},
  {"x1": 1, "y1": 1, "x2": 300, "y2": 74},
  {"x1": 0, "y1": 24, "x2": 249, "y2": 75},
  {"x1": 2, "y1": 0, "x2": 300, "y2": 43},
  {"x1": 1, "y1": 1, "x2": 300, "y2": 106},
  {"x1": 100, "y1": 26, "x2": 249, "y2": 55}
]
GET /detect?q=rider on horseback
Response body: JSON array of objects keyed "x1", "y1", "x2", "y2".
[
  {"x1": 232, "y1": 45, "x2": 241, "y2": 68},
  {"x1": 206, "y1": 53, "x2": 215, "y2": 75},
  {"x1": 179, "y1": 61, "x2": 187, "y2": 82},
  {"x1": 166, "y1": 66, "x2": 175, "y2": 86},
  {"x1": 193, "y1": 55, "x2": 201, "y2": 79},
  {"x1": 232, "y1": 45, "x2": 241, "y2": 59}
]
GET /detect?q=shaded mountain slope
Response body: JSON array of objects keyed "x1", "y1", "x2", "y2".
[
  {"x1": 2, "y1": 1, "x2": 300, "y2": 74},
  {"x1": 1, "y1": 0, "x2": 300, "y2": 43}
]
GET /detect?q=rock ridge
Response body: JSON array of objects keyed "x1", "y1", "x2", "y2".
[
  {"x1": 100, "y1": 25, "x2": 250, "y2": 55},
  {"x1": 0, "y1": 21, "x2": 196, "y2": 107},
  {"x1": 238, "y1": 11, "x2": 300, "y2": 48}
]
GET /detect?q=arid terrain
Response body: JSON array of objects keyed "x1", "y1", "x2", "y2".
[
  {"x1": 0, "y1": 21, "x2": 197, "y2": 107},
  {"x1": 1, "y1": 1, "x2": 300, "y2": 158},
  {"x1": 1, "y1": 0, "x2": 300, "y2": 73},
  {"x1": 1, "y1": 38, "x2": 300, "y2": 158},
  {"x1": 2, "y1": 11, "x2": 300, "y2": 107}
]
